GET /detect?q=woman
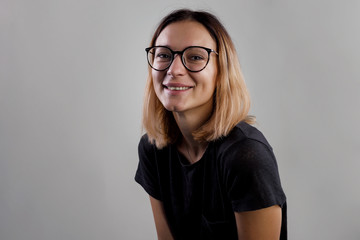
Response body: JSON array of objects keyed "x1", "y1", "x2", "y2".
[{"x1": 135, "y1": 9, "x2": 287, "y2": 240}]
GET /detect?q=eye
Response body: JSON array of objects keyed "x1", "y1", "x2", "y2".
[
  {"x1": 156, "y1": 53, "x2": 171, "y2": 59},
  {"x1": 189, "y1": 55, "x2": 205, "y2": 61},
  {"x1": 185, "y1": 54, "x2": 207, "y2": 63},
  {"x1": 153, "y1": 47, "x2": 172, "y2": 61},
  {"x1": 184, "y1": 48, "x2": 208, "y2": 63}
]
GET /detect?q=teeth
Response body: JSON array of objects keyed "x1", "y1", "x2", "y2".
[{"x1": 167, "y1": 86, "x2": 190, "y2": 91}]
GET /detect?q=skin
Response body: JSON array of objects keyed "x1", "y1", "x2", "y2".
[
  {"x1": 149, "y1": 20, "x2": 282, "y2": 240},
  {"x1": 152, "y1": 20, "x2": 217, "y2": 163},
  {"x1": 150, "y1": 196, "x2": 174, "y2": 240}
]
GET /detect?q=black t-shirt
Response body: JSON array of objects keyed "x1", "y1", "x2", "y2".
[{"x1": 135, "y1": 122, "x2": 287, "y2": 239}]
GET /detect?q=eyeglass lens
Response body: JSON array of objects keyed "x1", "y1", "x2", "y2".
[{"x1": 147, "y1": 47, "x2": 210, "y2": 72}]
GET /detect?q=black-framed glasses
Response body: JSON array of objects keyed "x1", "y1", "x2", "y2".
[{"x1": 145, "y1": 46, "x2": 218, "y2": 72}]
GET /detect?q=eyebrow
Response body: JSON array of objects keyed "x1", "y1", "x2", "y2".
[{"x1": 153, "y1": 45, "x2": 215, "y2": 51}]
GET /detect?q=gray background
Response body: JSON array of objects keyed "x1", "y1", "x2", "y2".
[{"x1": 1, "y1": 0, "x2": 359, "y2": 239}]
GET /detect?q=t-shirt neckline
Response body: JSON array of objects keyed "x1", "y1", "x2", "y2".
[{"x1": 173, "y1": 142, "x2": 212, "y2": 168}]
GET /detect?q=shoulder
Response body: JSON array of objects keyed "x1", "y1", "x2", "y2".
[
  {"x1": 138, "y1": 134, "x2": 169, "y2": 163},
  {"x1": 138, "y1": 134, "x2": 165, "y2": 153},
  {"x1": 138, "y1": 134, "x2": 158, "y2": 162},
  {"x1": 135, "y1": 134, "x2": 164, "y2": 200},
  {"x1": 224, "y1": 121, "x2": 272, "y2": 150},
  {"x1": 215, "y1": 122, "x2": 277, "y2": 173},
  {"x1": 213, "y1": 123, "x2": 286, "y2": 210},
  {"x1": 138, "y1": 134, "x2": 153, "y2": 152},
  {"x1": 216, "y1": 121, "x2": 273, "y2": 156}
]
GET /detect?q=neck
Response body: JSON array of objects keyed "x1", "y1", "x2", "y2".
[{"x1": 173, "y1": 105, "x2": 212, "y2": 164}]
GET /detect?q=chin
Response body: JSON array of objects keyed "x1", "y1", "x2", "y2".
[
  {"x1": 163, "y1": 104, "x2": 186, "y2": 112},
  {"x1": 164, "y1": 106, "x2": 181, "y2": 112}
]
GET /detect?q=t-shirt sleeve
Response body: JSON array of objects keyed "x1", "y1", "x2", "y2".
[
  {"x1": 134, "y1": 135, "x2": 162, "y2": 200},
  {"x1": 221, "y1": 138, "x2": 286, "y2": 212}
]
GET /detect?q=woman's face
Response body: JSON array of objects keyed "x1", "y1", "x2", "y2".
[{"x1": 152, "y1": 20, "x2": 218, "y2": 115}]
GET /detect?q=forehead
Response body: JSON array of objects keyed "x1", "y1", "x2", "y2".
[{"x1": 155, "y1": 20, "x2": 216, "y2": 50}]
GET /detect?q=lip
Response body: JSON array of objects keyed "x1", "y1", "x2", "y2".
[
  {"x1": 163, "y1": 83, "x2": 194, "y2": 88},
  {"x1": 163, "y1": 83, "x2": 194, "y2": 93}
]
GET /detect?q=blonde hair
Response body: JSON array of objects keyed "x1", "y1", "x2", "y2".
[{"x1": 143, "y1": 9, "x2": 255, "y2": 149}]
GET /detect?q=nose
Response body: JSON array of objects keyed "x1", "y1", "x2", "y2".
[{"x1": 167, "y1": 54, "x2": 186, "y2": 76}]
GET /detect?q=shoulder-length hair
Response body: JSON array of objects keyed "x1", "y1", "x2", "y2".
[{"x1": 143, "y1": 9, "x2": 255, "y2": 149}]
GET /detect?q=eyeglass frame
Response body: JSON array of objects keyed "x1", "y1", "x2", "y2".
[{"x1": 145, "y1": 45, "x2": 218, "y2": 72}]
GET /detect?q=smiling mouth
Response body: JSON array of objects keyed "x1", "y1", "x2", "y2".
[{"x1": 164, "y1": 85, "x2": 192, "y2": 91}]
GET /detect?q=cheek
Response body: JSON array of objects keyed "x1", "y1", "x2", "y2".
[
  {"x1": 207, "y1": 69, "x2": 218, "y2": 92},
  {"x1": 152, "y1": 71, "x2": 165, "y2": 87},
  {"x1": 152, "y1": 72, "x2": 166, "y2": 100},
  {"x1": 207, "y1": 62, "x2": 218, "y2": 87}
]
